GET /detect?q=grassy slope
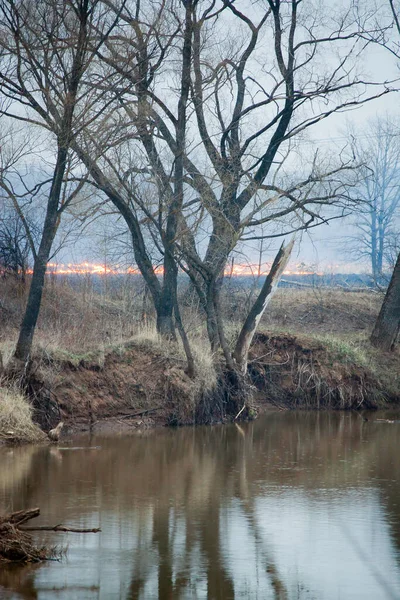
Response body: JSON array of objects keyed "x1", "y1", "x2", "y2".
[{"x1": 0, "y1": 277, "x2": 398, "y2": 437}]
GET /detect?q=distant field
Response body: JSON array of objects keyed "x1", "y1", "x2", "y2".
[{"x1": 0, "y1": 275, "x2": 384, "y2": 357}]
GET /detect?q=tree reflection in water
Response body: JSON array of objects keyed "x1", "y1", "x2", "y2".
[{"x1": 1, "y1": 412, "x2": 400, "y2": 599}]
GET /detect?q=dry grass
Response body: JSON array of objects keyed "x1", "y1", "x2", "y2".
[
  {"x1": 0, "y1": 274, "x2": 384, "y2": 352},
  {"x1": 261, "y1": 287, "x2": 382, "y2": 335},
  {"x1": 127, "y1": 324, "x2": 217, "y2": 394},
  {"x1": 311, "y1": 333, "x2": 370, "y2": 367},
  {"x1": 0, "y1": 380, "x2": 46, "y2": 443},
  {"x1": 1, "y1": 274, "x2": 398, "y2": 419},
  {"x1": 0, "y1": 276, "x2": 142, "y2": 355}
]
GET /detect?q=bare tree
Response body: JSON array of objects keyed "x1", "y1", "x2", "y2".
[
  {"x1": 79, "y1": 0, "x2": 390, "y2": 379},
  {"x1": 0, "y1": 0, "x2": 123, "y2": 366},
  {"x1": 47, "y1": 0, "x2": 198, "y2": 372},
  {"x1": 89, "y1": 1, "x2": 386, "y2": 347},
  {"x1": 174, "y1": 0, "x2": 388, "y2": 369},
  {"x1": 2, "y1": 0, "x2": 390, "y2": 380},
  {"x1": 0, "y1": 125, "x2": 90, "y2": 275},
  {"x1": 346, "y1": 116, "x2": 400, "y2": 283}
]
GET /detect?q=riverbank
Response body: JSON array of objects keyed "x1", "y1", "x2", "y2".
[
  {"x1": 1, "y1": 278, "x2": 399, "y2": 440},
  {"x1": 1, "y1": 328, "x2": 398, "y2": 441}
]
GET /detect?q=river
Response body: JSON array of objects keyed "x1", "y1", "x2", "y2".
[{"x1": 1, "y1": 412, "x2": 400, "y2": 599}]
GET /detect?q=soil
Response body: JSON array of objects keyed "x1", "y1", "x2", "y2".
[
  {"x1": 249, "y1": 333, "x2": 395, "y2": 411},
  {"x1": 23, "y1": 332, "x2": 399, "y2": 438},
  {"x1": 26, "y1": 342, "x2": 200, "y2": 434}
]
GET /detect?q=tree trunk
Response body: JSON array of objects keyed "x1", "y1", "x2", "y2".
[
  {"x1": 13, "y1": 232, "x2": 56, "y2": 363},
  {"x1": 13, "y1": 147, "x2": 68, "y2": 363},
  {"x1": 71, "y1": 147, "x2": 173, "y2": 337},
  {"x1": 205, "y1": 293, "x2": 220, "y2": 352},
  {"x1": 184, "y1": 266, "x2": 220, "y2": 351},
  {"x1": 370, "y1": 251, "x2": 400, "y2": 351},
  {"x1": 173, "y1": 297, "x2": 195, "y2": 378},
  {"x1": 211, "y1": 280, "x2": 236, "y2": 371},
  {"x1": 153, "y1": 1, "x2": 194, "y2": 345},
  {"x1": 157, "y1": 253, "x2": 178, "y2": 340},
  {"x1": 371, "y1": 207, "x2": 378, "y2": 284},
  {"x1": 377, "y1": 218, "x2": 384, "y2": 280},
  {"x1": 156, "y1": 304, "x2": 177, "y2": 339},
  {"x1": 233, "y1": 238, "x2": 295, "y2": 373}
]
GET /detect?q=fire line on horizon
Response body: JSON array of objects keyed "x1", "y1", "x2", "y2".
[{"x1": 26, "y1": 261, "x2": 358, "y2": 277}]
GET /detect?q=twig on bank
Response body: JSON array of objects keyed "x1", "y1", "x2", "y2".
[
  {"x1": 118, "y1": 407, "x2": 162, "y2": 419},
  {"x1": 235, "y1": 403, "x2": 246, "y2": 420}
]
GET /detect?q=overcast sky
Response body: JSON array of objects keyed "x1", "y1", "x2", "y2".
[{"x1": 6, "y1": 1, "x2": 399, "y2": 275}]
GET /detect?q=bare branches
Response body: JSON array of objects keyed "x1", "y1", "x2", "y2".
[{"x1": 0, "y1": 0, "x2": 395, "y2": 366}]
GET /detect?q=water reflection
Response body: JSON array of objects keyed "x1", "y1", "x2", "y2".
[{"x1": 1, "y1": 412, "x2": 400, "y2": 599}]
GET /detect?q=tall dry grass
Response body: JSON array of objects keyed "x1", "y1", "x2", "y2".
[
  {"x1": 1, "y1": 273, "x2": 383, "y2": 353},
  {"x1": 0, "y1": 380, "x2": 45, "y2": 443},
  {"x1": 0, "y1": 275, "x2": 144, "y2": 356}
]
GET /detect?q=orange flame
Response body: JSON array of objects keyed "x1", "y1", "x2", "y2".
[{"x1": 37, "y1": 261, "x2": 324, "y2": 277}]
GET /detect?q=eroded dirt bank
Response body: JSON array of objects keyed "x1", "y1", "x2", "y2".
[
  {"x1": 27, "y1": 342, "x2": 201, "y2": 433},
  {"x1": 249, "y1": 333, "x2": 398, "y2": 410},
  {"x1": 23, "y1": 332, "x2": 399, "y2": 436}
]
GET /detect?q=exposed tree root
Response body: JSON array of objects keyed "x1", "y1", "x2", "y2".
[{"x1": 195, "y1": 368, "x2": 257, "y2": 425}]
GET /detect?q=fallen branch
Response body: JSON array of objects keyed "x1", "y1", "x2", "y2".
[
  {"x1": 21, "y1": 525, "x2": 101, "y2": 533},
  {"x1": 0, "y1": 509, "x2": 48, "y2": 563},
  {"x1": 118, "y1": 407, "x2": 162, "y2": 420}
]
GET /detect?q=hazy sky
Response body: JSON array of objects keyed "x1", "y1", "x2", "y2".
[
  {"x1": 5, "y1": 1, "x2": 400, "y2": 275},
  {"x1": 66, "y1": 30, "x2": 400, "y2": 274}
]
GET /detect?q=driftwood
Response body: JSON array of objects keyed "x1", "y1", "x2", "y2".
[
  {"x1": 0, "y1": 507, "x2": 40, "y2": 526},
  {"x1": 0, "y1": 507, "x2": 101, "y2": 563}
]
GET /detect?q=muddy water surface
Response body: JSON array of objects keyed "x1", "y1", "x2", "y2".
[{"x1": 1, "y1": 412, "x2": 400, "y2": 599}]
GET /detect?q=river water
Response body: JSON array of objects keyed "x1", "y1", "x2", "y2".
[{"x1": 1, "y1": 412, "x2": 400, "y2": 599}]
